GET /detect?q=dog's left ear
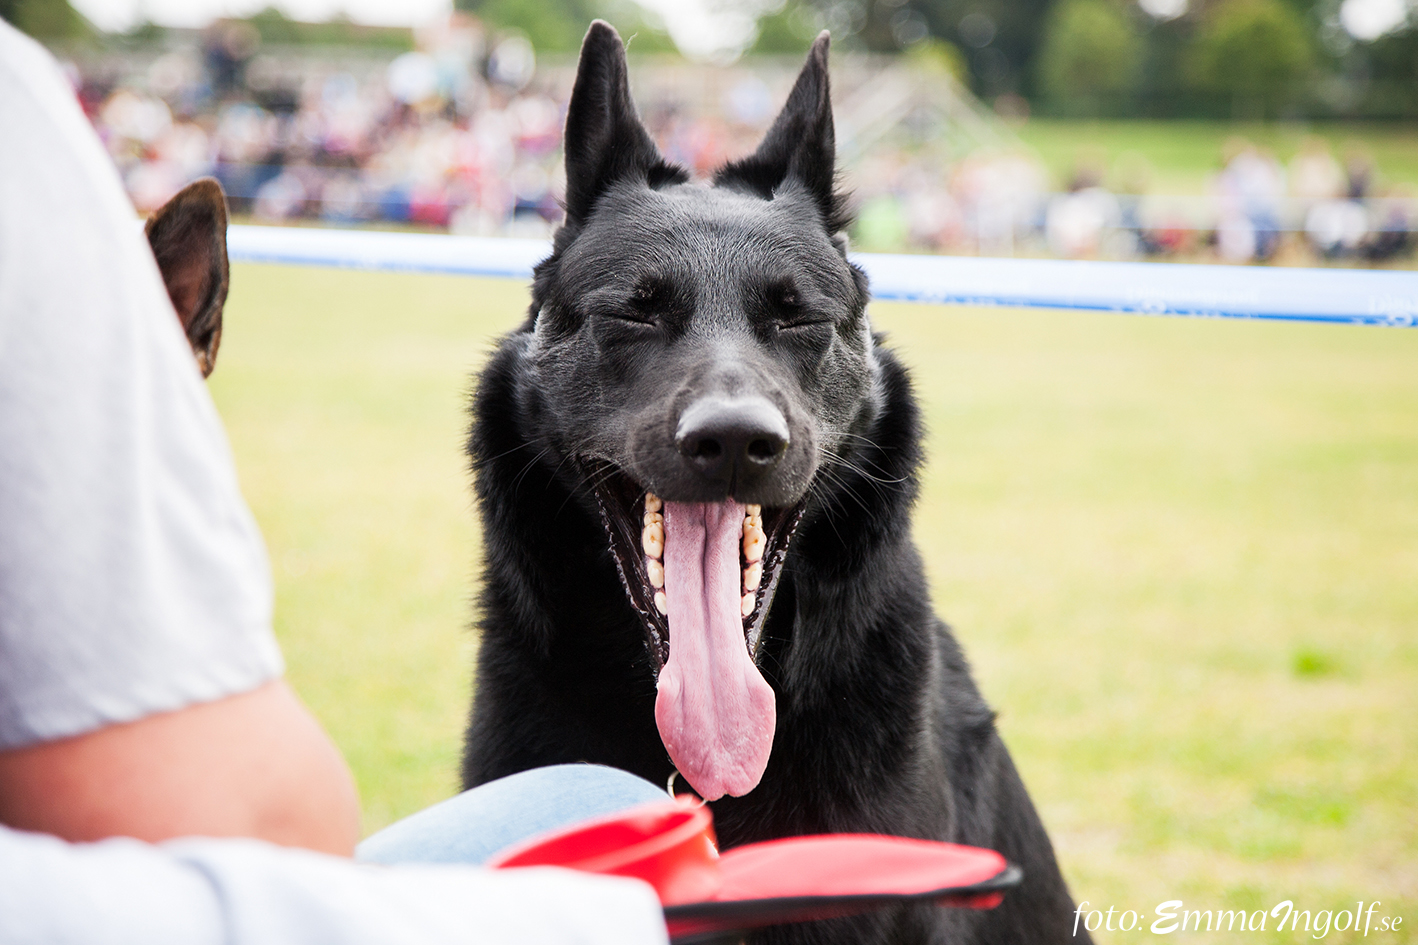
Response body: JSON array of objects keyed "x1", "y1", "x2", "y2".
[
  {"x1": 563, "y1": 21, "x2": 687, "y2": 226},
  {"x1": 715, "y1": 31, "x2": 848, "y2": 235},
  {"x1": 145, "y1": 177, "x2": 229, "y2": 378}
]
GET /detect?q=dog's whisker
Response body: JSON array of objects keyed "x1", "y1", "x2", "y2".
[
  {"x1": 812, "y1": 462, "x2": 875, "y2": 519},
  {"x1": 832, "y1": 430, "x2": 889, "y2": 451},
  {"x1": 818, "y1": 458, "x2": 887, "y2": 502},
  {"x1": 542, "y1": 451, "x2": 575, "y2": 491},
  {"x1": 508, "y1": 446, "x2": 554, "y2": 495},
  {"x1": 470, "y1": 435, "x2": 551, "y2": 472},
  {"x1": 551, "y1": 461, "x2": 628, "y2": 518},
  {"x1": 817, "y1": 446, "x2": 910, "y2": 488},
  {"x1": 803, "y1": 475, "x2": 854, "y2": 546}
]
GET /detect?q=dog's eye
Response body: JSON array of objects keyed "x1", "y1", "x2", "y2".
[
  {"x1": 617, "y1": 277, "x2": 675, "y2": 325},
  {"x1": 777, "y1": 316, "x2": 829, "y2": 331},
  {"x1": 767, "y1": 279, "x2": 822, "y2": 330},
  {"x1": 770, "y1": 279, "x2": 801, "y2": 311},
  {"x1": 611, "y1": 308, "x2": 658, "y2": 326},
  {"x1": 767, "y1": 280, "x2": 826, "y2": 330}
]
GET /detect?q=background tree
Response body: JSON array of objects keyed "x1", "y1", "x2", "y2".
[
  {"x1": 751, "y1": 2, "x2": 822, "y2": 53},
  {"x1": 1352, "y1": 17, "x2": 1418, "y2": 116},
  {"x1": 914, "y1": 0, "x2": 1054, "y2": 97},
  {"x1": 763, "y1": 0, "x2": 1050, "y2": 98},
  {"x1": 0, "y1": 0, "x2": 89, "y2": 40},
  {"x1": 1035, "y1": 0, "x2": 1143, "y2": 114},
  {"x1": 1187, "y1": 0, "x2": 1315, "y2": 115},
  {"x1": 453, "y1": 0, "x2": 675, "y2": 54},
  {"x1": 455, "y1": 0, "x2": 601, "y2": 52}
]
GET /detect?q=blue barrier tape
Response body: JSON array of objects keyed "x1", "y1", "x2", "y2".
[{"x1": 227, "y1": 225, "x2": 1418, "y2": 328}]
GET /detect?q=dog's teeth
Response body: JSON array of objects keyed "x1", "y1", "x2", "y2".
[
  {"x1": 745, "y1": 504, "x2": 761, "y2": 517},
  {"x1": 643, "y1": 521, "x2": 664, "y2": 558},
  {"x1": 654, "y1": 590, "x2": 669, "y2": 614},
  {"x1": 745, "y1": 512, "x2": 762, "y2": 530},
  {"x1": 742, "y1": 522, "x2": 765, "y2": 563},
  {"x1": 743, "y1": 561, "x2": 762, "y2": 592},
  {"x1": 647, "y1": 558, "x2": 664, "y2": 589},
  {"x1": 741, "y1": 592, "x2": 755, "y2": 618},
  {"x1": 645, "y1": 493, "x2": 662, "y2": 513},
  {"x1": 644, "y1": 510, "x2": 663, "y2": 526}
]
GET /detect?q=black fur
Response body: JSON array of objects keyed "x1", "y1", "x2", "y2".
[{"x1": 462, "y1": 21, "x2": 1090, "y2": 945}]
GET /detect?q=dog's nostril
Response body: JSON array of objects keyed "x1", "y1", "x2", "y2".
[
  {"x1": 747, "y1": 437, "x2": 784, "y2": 463},
  {"x1": 692, "y1": 438, "x2": 724, "y2": 460}
]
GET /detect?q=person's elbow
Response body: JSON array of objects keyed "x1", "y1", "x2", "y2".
[{"x1": 0, "y1": 679, "x2": 361, "y2": 856}]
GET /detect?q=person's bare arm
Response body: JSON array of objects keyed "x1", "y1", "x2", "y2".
[{"x1": 0, "y1": 680, "x2": 360, "y2": 856}]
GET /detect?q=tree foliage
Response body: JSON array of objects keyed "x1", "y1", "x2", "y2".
[
  {"x1": 1188, "y1": 0, "x2": 1315, "y2": 105},
  {"x1": 453, "y1": 0, "x2": 675, "y2": 54},
  {"x1": 1035, "y1": 0, "x2": 1142, "y2": 110},
  {"x1": 0, "y1": 0, "x2": 89, "y2": 40},
  {"x1": 751, "y1": 3, "x2": 821, "y2": 54},
  {"x1": 242, "y1": 7, "x2": 413, "y2": 49},
  {"x1": 456, "y1": 0, "x2": 598, "y2": 52},
  {"x1": 1364, "y1": 22, "x2": 1418, "y2": 82}
]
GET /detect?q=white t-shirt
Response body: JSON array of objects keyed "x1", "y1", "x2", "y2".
[
  {"x1": 1, "y1": 827, "x2": 668, "y2": 945},
  {"x1": 0, "y1": 23, "x2": 667, "y2": 945},
  {"x1": 0, "y1": 22, "x2": 281, "y2": 750}
]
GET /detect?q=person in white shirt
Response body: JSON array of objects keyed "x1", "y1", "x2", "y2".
[{"x1": 0, "y1": 20, "x2": 667, "y2": 944}]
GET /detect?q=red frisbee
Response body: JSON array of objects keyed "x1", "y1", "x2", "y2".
[{"x1": 487, "y1": 797, "x2": 1021, "y2": 942}]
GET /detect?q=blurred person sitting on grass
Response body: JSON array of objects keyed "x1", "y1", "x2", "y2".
[{"x1": 0, "y1": 20, "x2": 668, "y2": 945}]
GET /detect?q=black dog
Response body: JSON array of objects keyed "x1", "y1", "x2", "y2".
[{"x1": 462, "y1": 22, "x2": 1090, "y2": 944}]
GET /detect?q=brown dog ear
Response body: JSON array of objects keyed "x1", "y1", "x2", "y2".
[{"x1": 145, "y1": 177, "x2": 230, "y2": 378}]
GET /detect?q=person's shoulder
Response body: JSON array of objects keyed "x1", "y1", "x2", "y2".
[
  {"x1": 0, "y1": 23, "x2": 112, "y2": 186},
  {"x1": 0, "y1": 22, "x2": 72, "y2": 111}
]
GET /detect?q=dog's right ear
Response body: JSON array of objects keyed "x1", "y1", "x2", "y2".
[
  {"x1": 145, "y1": 177, "x2": 229, "y2": 378},
  {"x1": 562, "y1": 20, "x2": 687, "y2": 226},
  {"x1": 714, "y1": 32, "x2": 849, "y2": 236}
]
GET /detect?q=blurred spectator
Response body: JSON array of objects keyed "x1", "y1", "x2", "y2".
[
  {"x1": 1362, "y1": 188, "x2": 1414, "y2": 261},
  {"x1": 1045, "y1": 162, "x2": 1122, "y2": 258},
  {"x1": 1344, "y1": 146, "x2": 1376, "y2": 201},
  {"x1": 1214, "y1": 139, "x2": 1285, "y2": 262},
  {"x1": 901, "y1": 160, "x2": 963, "y2": 251},
  {"x1": 952, "y1": 149, "x2": 1047, "y2": 255},
  {"x1": 1305, "y1": 198, "x2": 1369, "y2": 258},
  {"x1": 204, "y1": 20, "x2": 260, "y2": 97},
  {"x1": 1290, "y1": 137, "x2": 1344, "y2": 207}
]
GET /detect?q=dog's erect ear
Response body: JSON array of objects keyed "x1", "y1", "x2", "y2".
[
  {"x1": 563, "y1": 20, "x2": 687, "y2": 225},
  {"x1": 714, "y1": 32, "x2": 848, "y2": 233},
  {"x1": 145, "y1": 177, "x2": 229, "y2": 378}
]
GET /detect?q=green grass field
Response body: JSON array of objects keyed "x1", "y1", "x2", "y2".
[
  {"x1": 1014, "y1": 119, "x2": 1418, "y2": 195},
  {"x1": 210, "y1": 263, "x2": 1417, "y2": 942}
]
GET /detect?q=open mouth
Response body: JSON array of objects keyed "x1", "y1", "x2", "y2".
[{"x1": 588, "y1": 464, "x2": 805, "y2": 800}]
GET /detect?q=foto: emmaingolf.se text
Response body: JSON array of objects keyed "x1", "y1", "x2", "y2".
[{"x1": 1073, "y1": 900, "x2": 1404, "y2": 937}]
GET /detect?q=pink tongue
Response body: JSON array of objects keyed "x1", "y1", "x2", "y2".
[{"x1": 655, "y1": 500, "x2": 776, "y2": 800}]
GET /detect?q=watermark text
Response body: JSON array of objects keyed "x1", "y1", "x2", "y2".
[{"x1": 1071, "y1": 900, "x2": 1404, "y2": 937}]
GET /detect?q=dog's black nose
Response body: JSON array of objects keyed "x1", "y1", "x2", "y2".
[{"x1": 676, "y1": 397, "x2": 789, "y2": 485}]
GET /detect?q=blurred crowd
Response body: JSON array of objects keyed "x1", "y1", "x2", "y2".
[
  {"x1": 67, "y1": 16, "x2": 1416, "y2": 264},
  {"x1": 853, "y1": 138, "x2": 1415, "y2": 263},
  {"x1": 82, "y1": 16, "x2": 569, "y2": 236}
]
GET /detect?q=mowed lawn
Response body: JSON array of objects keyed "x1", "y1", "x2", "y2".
[
  {"x1": 1015, "y1": 119, "x2": 1418, "y2": 195},
  {"x1": 211, "y1": 263, "x2": 1416, "y2": 942}
]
